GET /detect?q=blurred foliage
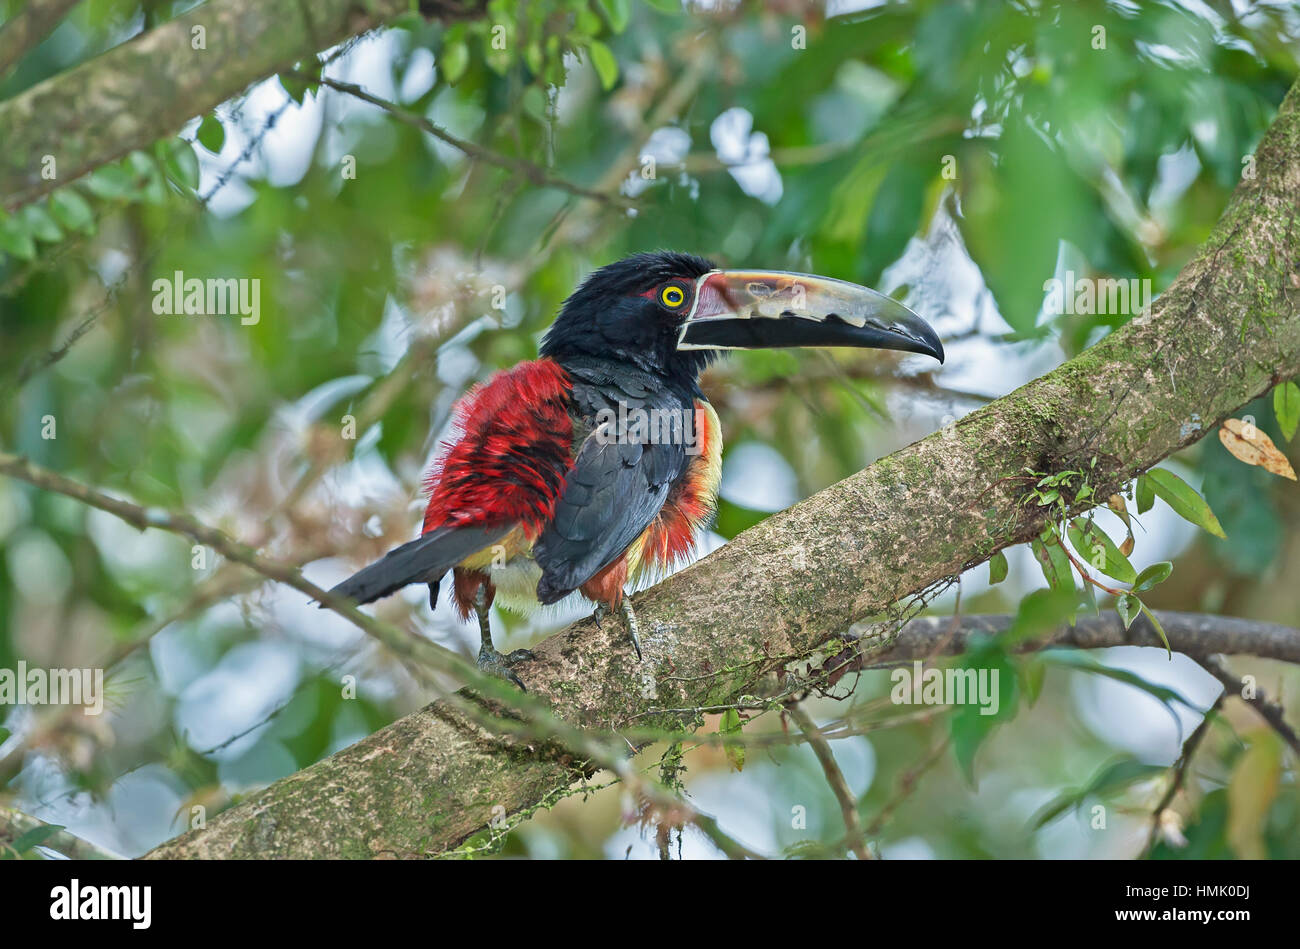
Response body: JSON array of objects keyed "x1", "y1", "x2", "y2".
[{"x1": 1, "y1": 0, "x2": 1299, "y2": 859}]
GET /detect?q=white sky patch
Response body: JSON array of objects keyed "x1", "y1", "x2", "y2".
[
  {"x1": 194, "y1": 29, "x2": 406, "y2": 216},
  {"x1": 6, "y1": 530, "x2": 72, "y2": 605},
  {"x1": 174, "y1": 640, "x2": 302, "y2": 758},
  {"x1": 710, "y1": 108, "x2": 783, "y2": 205},
  {"x1": 720, "y1": 442, "x2": 798, "y2": 511},
  {"x1": 1070, "y1": 648, "x2": 1221, "y2": 763},
  {"x1": 1148, "y1": 144, "x2": 1201, "y2": 216},
  {"x1": 622, "y1": 126, "x2": 692, "y2": 198},
  {"x1": 399, "y1": 47, "x2": 436, "y2": 103},
  {"x1": 826, "y1": 0, "x2": 888, "y2": 16}
]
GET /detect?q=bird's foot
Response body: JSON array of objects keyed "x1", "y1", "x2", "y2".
[
  {"x1": 620, "y1": 598, "x2": 643, "y2": 662},
  {"x1": 477, "y1": 645, "x2": 536, "y2": 691}
]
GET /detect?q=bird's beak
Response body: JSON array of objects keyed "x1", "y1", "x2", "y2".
[{"x1": 677, "y1": 270, "x2": 944, "y2": 363}]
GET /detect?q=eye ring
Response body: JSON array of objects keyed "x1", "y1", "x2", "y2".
[{"x1": 660, "y1": 284, "x2": 687, "y2": 308}]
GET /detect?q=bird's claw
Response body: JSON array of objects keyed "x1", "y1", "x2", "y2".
[{"x1": 477, "y1": 646, "x2": 535, "y2": 691}]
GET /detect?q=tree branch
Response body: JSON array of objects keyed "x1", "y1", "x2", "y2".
[
  {"x1": 306, "y1": 74, "x2": 634, "y2": 206},
  {"x1": 0, "y1": 0, "x2": 485, "y2": 211},
  {"x1": 786, "y1": 703, "x2": 872, "y2": 859},
  {"x1": 866, "y1": 612, "x2": 1300, "y2": 667}
]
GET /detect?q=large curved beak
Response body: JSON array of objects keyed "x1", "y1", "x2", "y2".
[{"x1": 677, "y1": 270, "x2": 944, "y2": 363}]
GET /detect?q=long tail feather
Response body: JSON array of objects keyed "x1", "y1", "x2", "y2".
[{"x1": 328, "y1": 524, "x2": 509, "y2": 605}]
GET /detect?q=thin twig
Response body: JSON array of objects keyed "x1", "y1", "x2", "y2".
[
  {"x1": 1194, "y1": 655, "x2": 1300, "y2": 759},
  {"x1": 304, "y1": 73, "x2": 632, "y2": 206},
  {"x1": 786, "y1": 703, "x2": 872, "y2": 859},
  {"x1": 1144, "y1": 694, "x2": 1222, "y2": 856}
]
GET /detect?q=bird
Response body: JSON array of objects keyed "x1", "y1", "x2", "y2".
[{"x1": 329, "y1": 251, "x2": 943, "y2": 689}]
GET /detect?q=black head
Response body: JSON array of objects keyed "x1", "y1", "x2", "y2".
[
  {"x1": 540, "y1": 251, "x2": 719, "y2": 386},
  {"x1": 539, "y1": 250, "x2": 943, "y2": 389}
]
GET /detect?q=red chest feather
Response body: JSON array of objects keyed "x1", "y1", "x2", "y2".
[{"x1": 421, "y1": 359, "x2": 574, "y2": 537}]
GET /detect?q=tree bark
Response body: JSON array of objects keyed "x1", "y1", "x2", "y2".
[
  {"x1": 0, "y1": 0, "x2": 486, "y2": 211},
  {"x1": 143, "y1": 78, "x2": 1300, "y2": 858}
]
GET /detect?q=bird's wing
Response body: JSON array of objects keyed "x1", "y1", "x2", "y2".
[{"x1": 533, "y1": 383, "x2": 689, "y2": 604}]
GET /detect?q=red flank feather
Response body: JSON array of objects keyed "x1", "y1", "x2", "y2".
[{"x1": 421, "y1": 359, "x2": 574, "y2": 538}]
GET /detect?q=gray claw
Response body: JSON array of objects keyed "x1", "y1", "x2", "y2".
[{"x1": 478, "y1": 645, "x2": 532, "y2": 691}]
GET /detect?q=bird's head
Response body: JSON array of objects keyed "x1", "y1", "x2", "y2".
[{"x1": 540, "y1": 250, "x2": 943, "y2": 387}]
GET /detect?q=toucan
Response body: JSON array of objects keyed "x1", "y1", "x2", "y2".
[{"x1": 330, "y1": 251, "x2": 943, "y2": 688}]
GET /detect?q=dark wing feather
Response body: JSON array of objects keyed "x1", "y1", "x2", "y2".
[{"x1": 533, "y1": 417, "x2": 686, "y2": 604}]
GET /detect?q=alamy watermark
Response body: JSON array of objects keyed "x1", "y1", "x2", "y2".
[
  {"x1": 1043, "y1": 271, "x2": 1152, "y2": 317},
  {"x1": 594, "y1": 402, "x2": 703, "y2": 455},
  {"x1": 890, "y1": 661, "x2": 1000, "y2": 716},
  {"x1": 0, "y1": 661, "x2": 104, "y2": 715},
  {"x1": 152, "y1": 270, "x2": 260, "y2": 325}
]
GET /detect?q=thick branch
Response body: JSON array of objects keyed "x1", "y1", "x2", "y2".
[
  {"x1": 137, "y1": 79, "x2": 1300, "y2": 859},
  {"x1": 0, "y1": 0, "x2": 485, "y2": 211}
]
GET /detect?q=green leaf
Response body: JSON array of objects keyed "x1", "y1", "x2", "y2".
[
  {"x1": 1021, "y1": 656, "x2": 1046, "y2": 706},
  {"x1": 1031, "y1": 529, "x2": 1075, "y2": 612},
  {"x1": 164, "y1": 142, "x2": 200, "y2": 190},
  {"x1": 10, "y1": 823, "x2": 64, "y2": 855},
  {"x1": 1067, "y1": 518, "x2": 1136, "y2": 584},
  {"x1": 597, "y1": 0, "x2": 631, "y2": 32},
  {"x1": 859, "y1": 160, "x2": 928, "y2": 285},
  {"x1": 84, "y1": 164, "x2": 136, "y2": 200},
  {"x1": 1031, "y1": 757, "x2": 1167, "y2": 829},
  {"x1": 21, "y1": 203, "x2": 63, "y2": 243},
  {"x1": 1132, "y1": 560, "x2": 1173, "y2": 592},
  {"x1": 988, "y1": 550, "x2": 1008, "y2": 584},
  {"x1": 440, "y1": 39, "x2": 469, "y2": 83},
  {"x1": 588, "y1": 40, "x2": 619, "y2": 90},
  {"x1": 719, "y1": 708, "x2": 745, "y2": 772},
  {"x1": 1001, "y1": 588, "x2": 1078, "y2": 645},
  {"x1": 949, "y1": 646, "x2": 1018, "y2": 785},
  {"x1": 197, "y1": 114, "x2": 225, "y2": 153},
  {"x1": 1140, "y1": 601, "x2": 1173, "y2": 658},
  {"x1": 714, "y1": 498, "x2": 769, "y2": 539},
  {"x1": 1040, "y1": 650, "x2": 1196, "y2": 728},
  {"x1": 1116, "y1": 593, "x2": 1139, "y2": 630},
  {"x1": 1275, "y1": 381, "x2": 1300, "y2": 442},
  {"x1": 49, "y1": 189, "x2": 95, "y2": 233},
  {"x1": 642, "y1": 0, "x2": 682, "y2": 12},
  {"x1": 1135, "y1": 474, "x2": 1155, "y2": 514},
  {"x1": 280, "y1": 70, "x2": 316, "y2": 105},
  {"x1": 1145, "y1": 468, "x2": 1227, "y2": 539},
  {"x1": 0, "y1": 211, "x2": 36, "y2": 260}
]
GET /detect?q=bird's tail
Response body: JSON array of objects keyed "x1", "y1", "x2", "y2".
[{"x1": 327, "y1": 524, "x2": 509, "y2": 605}]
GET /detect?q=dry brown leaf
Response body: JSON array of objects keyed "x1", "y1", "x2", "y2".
[
  {"x1": 1107, "y1": 494, "x2": 1135, "y2": 555},
  {"x1": 1219, "y1": 419, "x2": 1297, "y2": 480}
]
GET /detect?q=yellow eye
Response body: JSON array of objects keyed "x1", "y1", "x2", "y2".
[{"x1": 661, "y1": 285, "x2": 686, "y2": 308}]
